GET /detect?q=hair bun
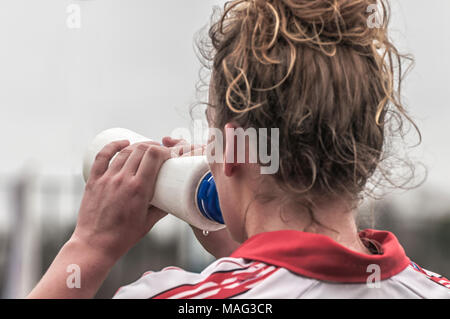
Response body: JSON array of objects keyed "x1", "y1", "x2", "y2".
[{"x1": 247, "y1": 0, "x2": 387, "y2": 55}]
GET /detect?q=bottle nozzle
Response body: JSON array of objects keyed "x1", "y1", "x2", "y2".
[{"x1": 196, "y1": 172, "x2": 224, "y2": 224}]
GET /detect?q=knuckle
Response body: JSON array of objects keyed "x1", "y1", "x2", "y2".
[
  {"x1": 137, "y1": 143, "x2": 150, "y2": 152},
  {"x1": 128, "y1": 177, "x2": 145, "y2": 194},
  {"x1": 95, "y1": 151, "x2": 108, "y2": 161},
  {"x1": 119, "y1": 148, "x2": 133, "y2": 156},
  {"x1": 85, "y1": 180, "x2": 96, "y2": 191},
  {"x1": 146, "y1": 146, "x2": 161, "y2": 159},
  {"x1": 86, "y1": 176, "x2": 106, "y2": 190},
  {"x1": 111, "y1": 175, "x2": 124, "y2": 187}
]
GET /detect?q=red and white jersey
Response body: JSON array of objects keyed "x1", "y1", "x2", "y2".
[{"x1": 113, "y1": 230, "x2": 450, "y2": 299}]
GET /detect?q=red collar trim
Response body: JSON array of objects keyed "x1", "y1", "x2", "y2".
[{"x1": 230, "y1": 229, "x2": 410, "y2": 283}]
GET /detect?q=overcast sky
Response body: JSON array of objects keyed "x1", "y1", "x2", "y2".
[{"x1": 0, "y1": 0, "x2": 449, "y2": 197}]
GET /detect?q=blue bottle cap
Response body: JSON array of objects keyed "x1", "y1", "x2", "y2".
[{"x1": 196, "y1": 172, "x2": 224, "y2": 224}]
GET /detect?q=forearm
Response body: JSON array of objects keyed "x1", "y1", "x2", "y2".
[
  {"x1": 27, "y1": 236, "x2": 116, "y2": 299},
  {"x1": 27, "y1": 141, "x2": 171, "y2": 299}
]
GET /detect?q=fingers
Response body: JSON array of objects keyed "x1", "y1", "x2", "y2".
[
  {"x1": 163, "y1": 137, "x2": 189, "y2": 157},
  {"x1": 162, "y1": 136, "x2": 205, "y2": 157},
  {"x1": 136, "y1": 145, "x2": 171, "y2": 197},
  {"x1": 162, "y1": 136, "x2": 186, "y2": 148},
  {"x1": 122, "y1": 143, "x2": 152, "y2": 175},
  {"x1": 109, "y1": 141, "x2": 161, "y2": 175},
  {"x1": 182, "y1": 144, "x2": 206, "y2": 157},
  {"x1": 108, "y1": 148, "x2": 133, "y2": 174},
  {"x1": 90, "y1": 140, "x2": 130, "y2": 180}
]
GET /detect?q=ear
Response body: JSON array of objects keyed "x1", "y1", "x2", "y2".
[{"x1": 224, "y1": 122, "x2": 239, "y2": 177}]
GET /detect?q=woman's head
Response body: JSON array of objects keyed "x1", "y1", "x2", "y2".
[{"x1": 199, "y1": 0, "x2": 419, "y2": 240}]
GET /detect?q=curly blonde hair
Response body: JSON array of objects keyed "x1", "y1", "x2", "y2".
[{"x1": 196, "y1": 0, "x2": 421, "y2": 219}]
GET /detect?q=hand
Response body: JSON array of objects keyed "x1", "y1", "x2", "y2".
[
  {"x1": 162, "y1": 136, "x2": 240, "y2": 259},
  {"x1": 72, "y1": 140, "x2": 171, "y2": 263},
  {"x1": 162, "y1": 136, "x2": 206, "y2": 158}
]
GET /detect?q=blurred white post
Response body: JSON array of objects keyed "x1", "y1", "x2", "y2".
[{"x1": 2, "y1": 169, "x2": 41, "y2": 298}]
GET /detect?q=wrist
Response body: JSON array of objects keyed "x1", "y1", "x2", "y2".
[
  {"x1": 65, "y1": 234, "x2": 118, "y2": 270},
  {"x1": 27, "y1": 235, "x2": 117, "y2": 299}
]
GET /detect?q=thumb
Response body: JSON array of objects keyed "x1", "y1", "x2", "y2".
[{"x1": 162, "y1": 136, "x2": 188, "y2": 148}]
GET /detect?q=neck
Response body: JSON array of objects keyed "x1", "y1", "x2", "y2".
[{"x1": 243, "y1": 197, "x2": 372, "y2": 255}]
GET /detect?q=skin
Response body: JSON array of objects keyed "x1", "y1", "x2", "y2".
[
  {"x1": 27, "y1": 86, "x2": 371, "y2": 299},
  {"x1": 208, "y1": 120, "x2": 370, "y2": 252},
  {"x1": 173, "y1": 105, "x2": 371, "y2": 258},
  {"x1": 27, "y1": 140, "x2": 171, "y2": 298}
]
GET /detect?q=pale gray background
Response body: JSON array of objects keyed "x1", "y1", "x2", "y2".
[
  {"x1": 0, "y1": 1, "x2": 448, "y2": 191},
  {"x1": 0, "y1": 0, "x2": 449, "y2": 298}
]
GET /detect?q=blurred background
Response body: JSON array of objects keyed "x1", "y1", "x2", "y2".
[{"x1": 0, "y1": 0, "x2": 448, "y2": 298}]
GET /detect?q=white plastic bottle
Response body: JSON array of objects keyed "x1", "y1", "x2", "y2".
[{"x1": 82, "y1": 128, "x2": 225, "y2": 232}]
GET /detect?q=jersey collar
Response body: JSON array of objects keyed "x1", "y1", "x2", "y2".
[{"x1": 230, "y1": 229, "x2": 410, "y2": 283}]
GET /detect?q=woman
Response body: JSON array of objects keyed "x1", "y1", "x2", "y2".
[{"x1": 28, "y1": 0, "x2": 449, "y2": 298}]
